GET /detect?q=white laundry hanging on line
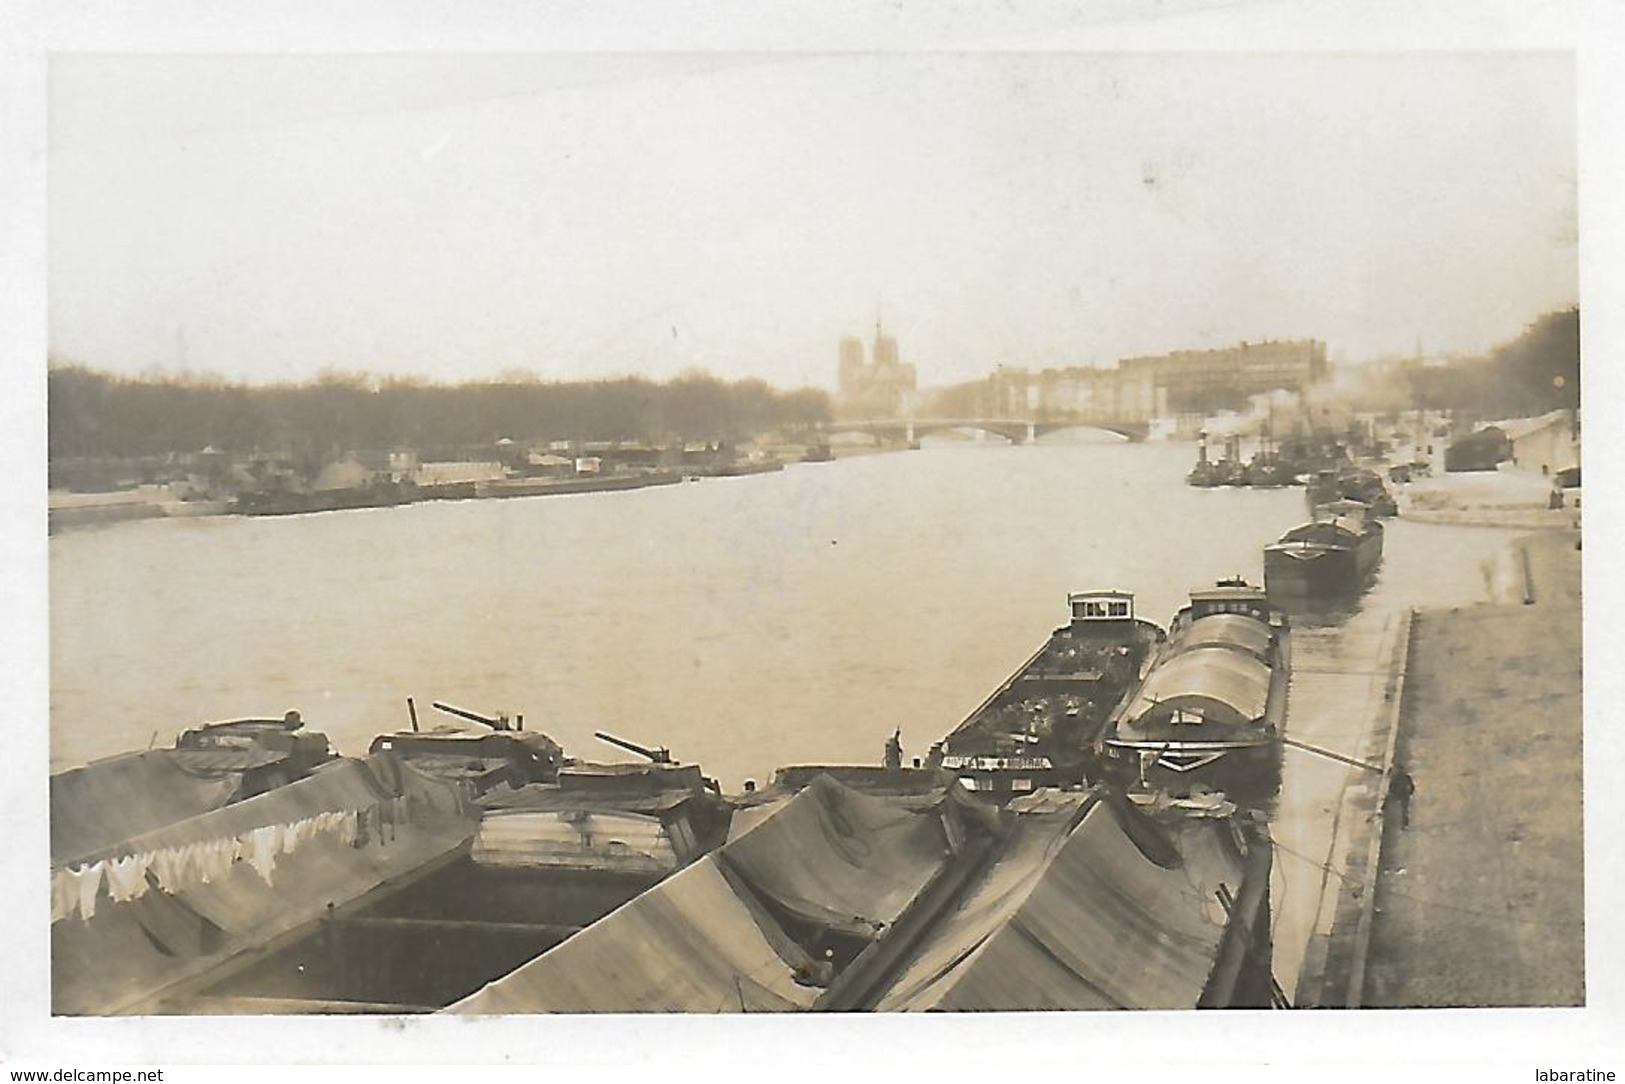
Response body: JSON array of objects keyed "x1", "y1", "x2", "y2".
[
  {"x1": 64, "y1": 862, "x2": 105, "y2": 921},
  {"x1": 245, "y1": 824, "x2": 283, "y2": 884},
  {"x1": 51, "y1": 868, "x2": 78, "y2": 923},
  {"x1": 105, "y1": 853, "x2": 151, "y2": 903}
]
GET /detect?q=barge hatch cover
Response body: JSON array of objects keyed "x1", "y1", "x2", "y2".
[
  {"x1": 450, "y1": 775, "x2": 964, "y2": 1013},
  {"x1": 872, "y1": 798, "x2": 1242, "y2": 1011}
]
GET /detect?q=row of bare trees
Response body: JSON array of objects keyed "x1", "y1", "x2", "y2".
[{"x1": 47, "y1": 366, "x2": 833, "y2": 463}]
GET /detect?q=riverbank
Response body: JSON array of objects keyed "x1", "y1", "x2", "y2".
[
  {"x1": 47, "y1": 456, "x2": 815, "y2": 533},
  {"x1": 1300, "y1": 527, "x2": 1583, "y2": 1007},
  {"x1": 1396, "y1": 466, "x2": 1576, "y2": 529}
]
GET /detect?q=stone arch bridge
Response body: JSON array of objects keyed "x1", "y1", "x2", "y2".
[{"x1": 825, "y1": 417, "x2": 1150, "y2": 445}]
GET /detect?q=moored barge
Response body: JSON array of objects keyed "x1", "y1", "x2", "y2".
[
  {"x1": 1264, "y1": 499, "x2": 1384, "y2": 604},
  {"x1": 449, "y1": 774, "x2": 1278, "y2": 1012},
  {"x1": 935, "y1": 590, "x2": 1164, "y2": 798},
  {"x1": 51, "y1": 712, "x2": 336, "y2": 871},
  {"x1": 1098, "y1": 579, "x2": 1291, "y2": 810}
]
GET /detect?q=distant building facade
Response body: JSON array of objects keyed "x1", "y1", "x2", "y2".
[
  {"x1": 837, "y1": 322, "x2": 918, "y2": 418},
  {"x1": 1502, "y1": 409, "x2": 1579, "y2": 477},
  {"x1": 944, "y1": 339, "x2": 1327, "y2": 428},
  {"x1": 1117, "y1": 339, "x2": 1328, "y2": 417}
]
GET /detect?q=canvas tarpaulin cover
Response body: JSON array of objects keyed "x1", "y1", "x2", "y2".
[
  {"x1": 50, "y1": 753, "x2": 483, "y2": 1014},
  {"x1": 448, "y1": 858, "x2": 821, "y2": 1013},
  {"x1": 718, "y1": 773, "x2": 954, "y2": 936},
  {"x1": 51, "y1": 750, "x2": 243, "y2": 867},
  {"x1": 873, "y1": 797, "x2": 1241, "y2": 1011},
  {"x1": 1122, "y1": 646, "x2": 1272, "y2": 731},
  {"x1": 450, "y1": 774, "x2": 959, "y2": 1013},
  {"x1": 52, "y1": 802, "x2": 475, "y2": 1014},
  {"x1": 103, "y1": 757, "x2": 399, "y2": 859},
  {"x1": 1174, "y1": 614, "x2": 1273, "y2": 661}
]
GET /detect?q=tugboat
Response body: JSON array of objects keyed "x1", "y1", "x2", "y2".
[
  {"x1": 936, "y1": 590, "x2": 1165, "y2": 799},
  {"x1": 1305, "y1": 466, "x2": 1397, "y2": 518},
  {"x1": 1098, "y1": 579, "x2": 1291, "y2": 811},
  {"x1": 1245, "y1": 429, "x2": 1299, "y2": 488},
  {"x1": 1186, "y1": 432, "x2": 1222, "y2": 487},
  {"x1": 1213, "y1": 434, "x2": 1249, "y2": 487},
  {"x1": 1264, "y1": 499, "x2": 1384, "y2": 604}
]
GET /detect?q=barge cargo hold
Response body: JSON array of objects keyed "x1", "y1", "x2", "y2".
[
  {"x1": 51, "y1": 752, "x2": 475, "y2": 1015},
  {"x1": 52, "y1": 708, "x2": 733, "y2": 1015},
  {"x1": 161, "y1": 763, "x2": 731, "y2": 1013},
  {"x1": 448, "y1": 774, "x2": 1276, "y2": 1013},
  {"x1": 1099, "y1": 579, "x2": 1291, "y2": 810},
  {"x1": 1264, "y1": 499, "x2": 1384, "y2": 604},
  {"x1": 935, "y1": 590, "x2": 1164, "y2": 798}
]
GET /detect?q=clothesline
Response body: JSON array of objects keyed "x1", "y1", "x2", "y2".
[{"x1": 50, "y1": 796, "x2": 408, "y2": 923}]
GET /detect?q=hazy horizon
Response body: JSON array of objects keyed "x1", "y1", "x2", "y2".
[{"x1": 49, "y1": 52, "x2": 1577, "y2": 392}]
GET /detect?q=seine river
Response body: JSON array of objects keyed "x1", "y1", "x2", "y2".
[
  {"x1": 50, "y1": 439, "x2": 1521, "y2": 787},
  {"x1": 50, "y1": 436, "x2": 1536, "y2": 998}
]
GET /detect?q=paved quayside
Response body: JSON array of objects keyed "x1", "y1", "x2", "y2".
[
  {"x1": 1296, "y1": 528, "x2": 1583, "y2": 1007},
  {"x1": 1272, "y1": 602, "x2": 1413, "y2": 1004}
]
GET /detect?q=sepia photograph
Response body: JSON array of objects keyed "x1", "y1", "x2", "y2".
[{"x1": 4, "y1": 0, "x2": 1621, "y2": 1072}]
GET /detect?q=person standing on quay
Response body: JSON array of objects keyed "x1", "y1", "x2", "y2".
[
  {"x1": 1386, "y1": 766, "x2": 1416, "y2": 829},
  {"x1": 884, "y1": 729, "x2": 903, "y2": 771}
]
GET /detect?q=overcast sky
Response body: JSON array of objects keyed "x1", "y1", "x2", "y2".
[{"x1": 47, "y1": 50, "x2": 1576, "y2": 390}]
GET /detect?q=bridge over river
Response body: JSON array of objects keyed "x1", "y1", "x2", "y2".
[{"x1": 826, "y1": 417, "x2": 1150, "y2": 444}]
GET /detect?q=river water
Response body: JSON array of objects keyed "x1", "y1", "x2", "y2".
[
  {"x1": 50, "y1": 440, "x2": 1518, "y2": 782},
  {"x1": 50, "y1": 437, "x2": 1529, "y2": 1000}
]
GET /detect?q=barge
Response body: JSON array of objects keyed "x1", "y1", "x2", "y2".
[
  {"x1": 53, "y1": 586, "x2": 1292, "y2": 1014},
  {"x1": 1264, "y1": 499, "x2": 1384, "y2": 604},
  {"x1": 1098, "y1": 579, "x2": 1291, "y2": 810},
  {"x1": 51, "y1": 712, "x2": 336, "y2": 871},
  {"x1": 935, "y1": 590, "x2": 1165, "y2": 798},
  {"x1": 473, "y1": 470, "x2": 683, "y2": 500},
  {"x1": 233, "y1": 483, "x2": 418, "y2": 517},
  {"x1": 1305, "y1": 467, "x2": 1398, "y2": 518},
  {"x1": 169, "y1": 744, "x2": 732, "y2": 1014},
  {"x1": 52, "y1": 703, "x2": 732, "y2": 1015},
  {"x1": 450, "y1": 774, "x2": 1277, "y2": 1012}
]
